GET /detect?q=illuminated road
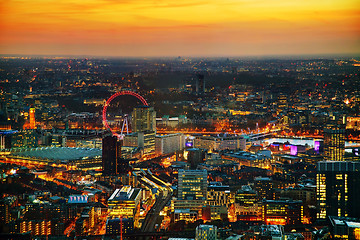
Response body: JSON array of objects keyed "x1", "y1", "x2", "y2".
[
  {"x1": 138, "y1": 170, "x2": 173, "y2": 234},
  {"x1": 141, "y1": 192, "x2": 172, "y2": 233},
  {"x1": 64, "y1": 218, "x2": 77, "y2": 237}
]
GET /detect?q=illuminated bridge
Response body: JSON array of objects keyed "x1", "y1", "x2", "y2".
[{"x1": 246, "y1": 132, "x2": 276, "y2": 141}]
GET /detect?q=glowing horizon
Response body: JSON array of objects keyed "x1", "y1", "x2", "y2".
[{"x1": 0, "y1": 0, "x2": 359, "y2": 57}]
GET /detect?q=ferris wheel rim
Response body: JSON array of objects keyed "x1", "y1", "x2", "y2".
[{"x1": 102, "y1": 90, "x2": 148, "y2": 138}]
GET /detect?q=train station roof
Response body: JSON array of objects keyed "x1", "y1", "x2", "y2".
[{"x1": 10, "y1": 147, "x2": 101, "y2": 161}]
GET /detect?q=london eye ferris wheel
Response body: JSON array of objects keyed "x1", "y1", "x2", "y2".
[{"x1": 102, "y1": 90, "x2": 148, "y2": 139}]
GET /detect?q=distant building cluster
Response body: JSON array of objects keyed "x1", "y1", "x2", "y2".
[{"x1": 1, "y1": 57, "x2": 360, "y2": 239}]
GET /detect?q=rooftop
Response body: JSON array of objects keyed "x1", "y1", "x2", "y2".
[
  {"x1": 10, "y1": 147, "x2": 101, "y2": 161},
  {"x1": 108, "y1": 186, "x2": 141, "y2": 202}
]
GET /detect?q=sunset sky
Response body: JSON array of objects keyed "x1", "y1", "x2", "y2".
[{"x1": 0, "y1": 0, "x2": 359, "y2": 57}]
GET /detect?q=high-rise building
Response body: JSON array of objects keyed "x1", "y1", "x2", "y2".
[
  {"x1": 123, "y1": 131, "x2": 155, "y2": 157},
  {"x1": 51, "y1": 134, "x2": 66, "y2": 147},
  {"x1": 328, "y1": 216, "x2": 360, "y2": 240},
  {"x1": 0, "y1": 100, "x2": 11, "y2": 130},
  {"x1": 106, "y1": 217, "x2": 134, "y2": 235},
  {"x1": 172, "y1": 169, "x2": 208, "y2": 222},
  {"x1": 102, "y1": 135, "x2": 122, "y2": 175},
  {"x1": 262, "y1": 199, "x2": 304, "y2": 225},
  {"x1": 184, "y1": 148, "x2": 206, "y2": 169},
  {"x1": 234, "y1": 185, "x2": 261, "y2": 222},
  {"x1": 194, "y1": 134, "x2": 246, "y2": 152},
  {"x1": 235, "y1": 185, "x2": 258, "y2": 206},
  {"x1": 178, "y1": 169, "x2": 208, "y2": 200},
  {"x1": 277, "y1": 94, "x2": 288, "y2": 110},
  {"x1": 0, "y1": 198, "x2": 10, "y2": 225},
  {"x1": 155, "y1": 133, "x2": 185, "y2": 155},
  {"x1": 196, "y1": 224, "x2": 217, "y2": 240},
  {"x1": 317, "y1": 161, "x2": 360, "y2": 220},
  {"x1": 108, "y1": 186, "x2": 142, "y2": 228},
  {"x1": 196, "y1": 74, "x2": 205, "y2": 94},
  {"x1": 207, "y1": 182, "x2": 231, "y2": 207},
  {"x1": 253, "y1": 177, "x2": 274, "y2": 200},
  {"x1": 323, "y1": 122, "x2": 345, "y2": 161},
  {"x1": 11, "y1": 130, "x2": 38, "y2": 149},
  {"x1": 0, "y1": 131, "x2": 12, "y2": 150},
  {"x1": 131, "y1": 106, "x2": 156, "y2": 133},
  {"x1": 142, "y1": 131, "x2": 155, "y2": 156},
  {"x1": 129, "y1": 106, "x2": 156, "y2": 158}
]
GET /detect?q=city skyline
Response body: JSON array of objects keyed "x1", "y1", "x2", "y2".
[
  {"x1": 0, "y1": 56, "x2": 359, "y2": 238},
  {"x1": 1, "y1": 0, "x2": 359, "y2": 57}
]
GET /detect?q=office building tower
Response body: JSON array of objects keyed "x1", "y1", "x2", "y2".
[
  {"x1": 207, "y1": 182, "x2": 231, "y2": 207},
  {"x1": 196, "y1": 74, "x2": 205, "y2": 94},
  {"x1": 324, "y1": 122, "x2": 345, "y2": 161},
  {"x1": 317, "y1": 161, "x2": 360, "y2": 220},
  {"x1": 106, "y1": 218, "x2": 134, "y2": 235},
  {"x1": 11, "y1": 130, "x2": 38, "y2": 149},
  {"x1": 155, "y1": 133, "x2": 185, "y2": 155},
  {"x1": 277, "y1": 94, "x2": 288, "y2": 110},
  {"x1": 178, "y1": 169, "x2": 208, "y2": 200},
  {"x1": 0, "y1": 199, "x2": 10, "y2": 225},
  {"x1": 108, "y1": 186, "x2": 142, "y2": 228},
  {"x1": 172, "y1": 169, "x2": 208, "y2": 222},
  {"x1": 262, "y1": 199, "x2": 304, "y2": 225},
  {"x1": 194, "y1": 134, "x2": 246, "y2": 152},
  {"x1": 184, "y1": 148, "x2": 206, "y2": 169},
  {"x1": 196, "y1": 224, "x2": 217, "y2": 240},
  {"x1": 253, "y1": 177, "x2": 273, "y2": 200},
  {"x1": 20, "y1": 220, "x2": 51, "y2": 236},
  {"x1": 129, "y1": 106, "x2": 156, "y2": 158},
  {"x1": 102, "y1": 135, "x2": 122, "y2": 175},
  {"x1": 51, "y1": 134, "x2": 66, "y2": 147},
  {"x1": 235, "y1": 185, "x2": 258, "y2": 206},
  {"x1": 124, "y1": 131, "x2": 155, "y2": 157},
  {"x1": 131, "y1": 106, "x2": 156, "y2": 133},
  {"x1": 328, "y1": 216, "x2": 360, "y2": 240},
  {"x1": 0, "y1": 131, "x2": 12, "y2": 150},
  {"x1": 234, "y1": 185, "x2": 261, "y2": 222}
]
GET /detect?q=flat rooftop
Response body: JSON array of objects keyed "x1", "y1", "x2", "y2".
[{"x1": 108, "y1": 186, "x2": 141, "y2": 202}]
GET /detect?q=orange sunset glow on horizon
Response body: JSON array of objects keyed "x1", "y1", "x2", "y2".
[{"x1": 0, "y1": 0, "x2": 359, "y2": 57}]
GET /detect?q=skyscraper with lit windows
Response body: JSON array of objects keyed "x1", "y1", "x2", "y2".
[
  {"x1": 316, "y1": 161, "x2": 360, "y2": 220},
  {"x1": 131, "y1": 106, "x2": 156, "y2": 133},
  {"x1": 196, "y1": 224, "x2": 217, "y2": 240},
  {"x1": 323, "y1": 121, "x2": 345, "y2": 161},
  {"x1": 102, "y1": 135, "x2": 122, "y2": 175},
  {"x1": 178, "y1": 169, "x2": 208, "y2": 200},
  {"x1": 171, "y1": 169, "x2": 208, "y2": 221},
  {"x1": 130, "y1": 106, "x2": 156, "y2": 157}
]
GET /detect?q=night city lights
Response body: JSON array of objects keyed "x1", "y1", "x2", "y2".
[{"x1": 0, "y1": 0, "x2": 360, "y2": 240}]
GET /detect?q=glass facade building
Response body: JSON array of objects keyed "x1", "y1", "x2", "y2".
[
  {"x1": 316, "y1": 161, "x2": 360, "y2": 220},
  {"x1": 324, "y1": 122, "x2": 345, "y2": 161}
]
